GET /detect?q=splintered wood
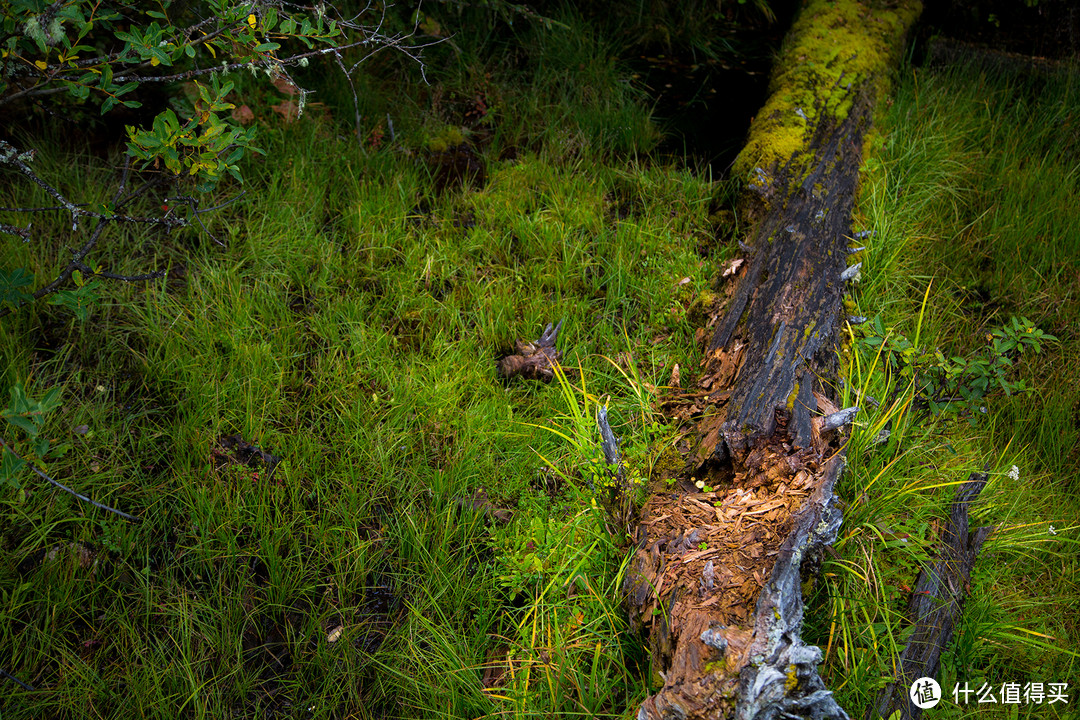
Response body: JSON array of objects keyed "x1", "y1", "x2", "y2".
[
  {"x1": 627, "y1": 435, "x2": 821, "y2": 614},
  {"x1": 633, "y1": 456, "x2": 818, "y2": 628}
]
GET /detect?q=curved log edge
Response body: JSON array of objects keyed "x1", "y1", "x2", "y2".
[{"x1": 623, "y1": 2, "x2": 922, "y2": 719}]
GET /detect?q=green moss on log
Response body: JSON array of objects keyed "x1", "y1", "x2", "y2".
[{"x1": 733, "y1": 0, "x2": 921, "y2": 187}]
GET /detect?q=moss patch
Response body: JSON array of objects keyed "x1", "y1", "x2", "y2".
[{"x1": 733, "y1": 0, "x2": 922, "y2": 190}]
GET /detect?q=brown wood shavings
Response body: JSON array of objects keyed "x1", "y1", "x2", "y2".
[{"x1": 634, "y1": 477, "x2": 804, "y2": 632}]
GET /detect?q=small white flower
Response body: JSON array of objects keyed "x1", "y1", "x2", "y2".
[
  {"x1": 1048, "y1": 525, "x2": 1057, "y2": 536},
  {"x1": 1007, "y1": 465, "x2": 1020, "y2": 481}
]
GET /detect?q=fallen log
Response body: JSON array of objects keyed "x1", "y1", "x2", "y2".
[
  {"x1": 869, "y1": 473, "x2": 994, "y2": 720},
  {"x1": 622, "y1": 1, "x2": 922, "y2": 718}
]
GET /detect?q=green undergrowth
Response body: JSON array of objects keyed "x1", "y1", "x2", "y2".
[
  {"x1": 807, "y1": 53, "x2": 1080, "y2": 718},
  {"x1": 0, "y1": 8, "x2": 739, "y2": 718}
]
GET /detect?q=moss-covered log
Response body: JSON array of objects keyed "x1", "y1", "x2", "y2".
[{"x1": 623, "y1": 2, "x2": 921, "y2": 719}]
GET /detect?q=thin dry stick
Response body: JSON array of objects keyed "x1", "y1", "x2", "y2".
[
  {"x1": 0, "y1": 436, "x2": 140, "y2": 522},
  {"x1": 0, "y1": 667, "x2": 35, "y2": 691}
]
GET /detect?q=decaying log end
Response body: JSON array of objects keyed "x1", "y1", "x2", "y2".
[
  {"x1": 620, "y1": 0, "x2": 923, "y2": 712},
  {"x1": 625, "y1": 450, "x2": 851, "y2": 720},
  {"x1": 497, "y1": 320, "x2": 564, "y2": 381}
]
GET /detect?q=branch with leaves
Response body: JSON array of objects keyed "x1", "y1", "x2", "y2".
[
  {"x1": 1, "y1": 0, "x2": 432, "y2": 317},
  {"x1": 0, "y1": 382, "x2": 140, "y2": 521},
  {"x1": 0, "y1": 1, "x2": 430, "y2": 504}
]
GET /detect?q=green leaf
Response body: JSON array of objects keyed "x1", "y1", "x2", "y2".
[
  {"x1": 68, "y1": 81, "x2": 90, "y2": 100},
  {"x1": 9, "y1": 384, "x2": 29, "y2": 416},
  {"x1": 253, "y1": 42, "x2": 280, "y2": 52},
  {"x1": 47, "y1": 284, "x2": 99, "y2": 322},
  {"x1": 161, "y1": 108, "x2": 180, "y2": 132},
  {"x1": 40, "y1": 386, "x2": 62, "y2": 412},
  {"x1": 149, "y1": 46, "x2": 172, "y2": 66},
  {"x1": 5, "y1": 414, "x2": 36, "y2": 436},
  {"x1": 0, "y1": 267, "x2": 35, "y2": 309},
  {"x1": 0, "y1": 449, "x2": 26, "y2": 489}
]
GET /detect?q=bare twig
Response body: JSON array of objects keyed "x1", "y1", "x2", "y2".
[
  {"x1": 5, "y1": 31, "x2": 438, "y2": 105},
  {"x1": 0, "y1": 436, "x2": 141, "y2": 522},
  {"x1": 165, "y1": 192, "x2": 249, "y2": 246},
  {"x1": 79, "y1": 263, "x2": 167, "y2": 283},
  {"x1": 333, "y1": 49, "x2": 365, "y2": 146},
  {"x1": 0, "y1": 142, "x2": 190, "y2": 234},
  {"x1": 0, "y1": 142, "x2": 82, "y2": 230},
  {"x1": 0, "y1": 222, "x2": 32, "y2": 241},
  {"x1": 0, "y1": 667, "x2": 35, "y2": 692}
]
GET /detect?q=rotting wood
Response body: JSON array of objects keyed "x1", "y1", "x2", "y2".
[
  {"x1": 498, "y1": 320, "x2": 564, "y2": 381},
  {"x1": 870, "y1": 473, "x2": 994, "y2": 720},
  {"x1": 623, "y1": 1, "x2": 922, "y2": 718}
]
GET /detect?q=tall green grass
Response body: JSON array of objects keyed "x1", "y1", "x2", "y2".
[
  {"x1": 808, "y1": 54, "x2": 1080, "y2": 718},
  {"x1": 0, "y1": 9, "x2": 734, "y2": 716}
]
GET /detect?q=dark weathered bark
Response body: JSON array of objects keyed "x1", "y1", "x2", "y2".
[
  {"x1": 622, "y1": 2, "x2": 922, "y2": 718},
  {"x1": 624, "y1": 93, "x2": 867, "y2": 720},
  {"x1": 870, "y1": 473, "x2": 994, "y2": 720}
]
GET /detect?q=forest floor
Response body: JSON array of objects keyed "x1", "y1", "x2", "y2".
[{"x1": 1, "y1": 4, "x2": 1077, "y2": 719}]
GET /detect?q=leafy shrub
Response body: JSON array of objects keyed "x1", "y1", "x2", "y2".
[{"x1": 858, "y1": 314, "x2": 1056, "y2": 419}]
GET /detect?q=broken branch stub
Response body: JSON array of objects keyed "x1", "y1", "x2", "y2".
[
  {"x1": 870, "y1": 473, "x2": 994, "y2": 720},
  {"x1": 498, "y1": 320, "x2": 564, "y2": 382}
]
